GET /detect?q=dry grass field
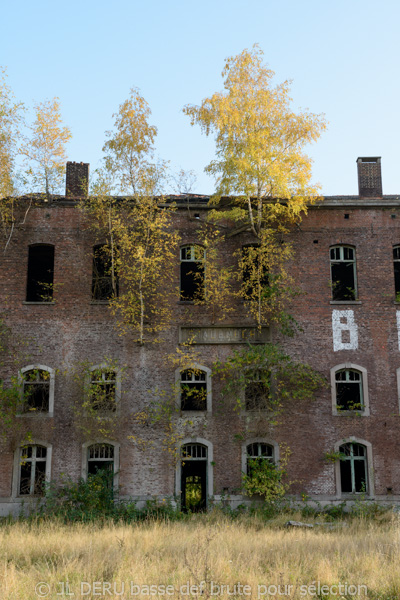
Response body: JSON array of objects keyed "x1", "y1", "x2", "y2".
[{"x1": 1, "y1": 512, "x2": 399, "y2": 599}]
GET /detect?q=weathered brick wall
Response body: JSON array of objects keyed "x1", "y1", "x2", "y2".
[{"x1": 1, "y1": 197, "x2": 400, "y2": 511}]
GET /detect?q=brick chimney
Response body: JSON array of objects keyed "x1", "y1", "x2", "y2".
[
  {"x1": 66, "y1": 162, "x2": 89, "y2": 198},
  {"x1": 357, "y1": 157, "x2": 382, "y2": 198}
]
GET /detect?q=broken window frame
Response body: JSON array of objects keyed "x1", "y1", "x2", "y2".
[
  {"x1": 17, "y1": 443, "x2": 50, "y2": 497},
  {"x1": 179, "y1": 244, "x2": 205, "y2": 302},
  {"x1": 330, "y1": 245, "x2": 357, "y2": 301},
  {"x1": 331, "y1": 364, "x2": 369, "y2": 416},
  {"x1": 87, "y1": 365, "x2": 121, "y2": 414},
  {"x1": 393, "y1": 245, "x2": 400, "y2": 299},
  {"x1": 26, "y1": 244, "x2": 55, "y2": 303},
  {"x1": 338, "y1": 442, "x2": 368, "y2": 495},
  {"x1": 92, "y1": 244, "x2": 119, "y2": 302},
  {"x1": 19, "y1": 365, "x2": 55, "y2": 417},
  {"x1": 176, "y1": 364, "x2": 211, "y2": 412}
]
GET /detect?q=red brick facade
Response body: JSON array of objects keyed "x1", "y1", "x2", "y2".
[{"x1": 1, "y1": 159, "x2": 399, "y2": 514}]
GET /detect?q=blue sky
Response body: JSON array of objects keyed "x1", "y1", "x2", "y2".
[{"x1": 2, "y1": 0, "x2": 399, "y2": 195}]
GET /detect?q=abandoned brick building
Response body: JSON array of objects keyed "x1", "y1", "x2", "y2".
[{"x1": 1, "y1": 156, "x2": 400, "y2": 515}]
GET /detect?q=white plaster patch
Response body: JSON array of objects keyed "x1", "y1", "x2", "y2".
[
  {"x1": 397, "y1": 311, "x2": 400, "y2": 351},
  {"x1": 332, "y1": 310, "x2": 358, "y2": 351}
]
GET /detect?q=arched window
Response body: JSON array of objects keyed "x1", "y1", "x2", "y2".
[
  {"x1": 20, "y1": 365, "x2": 55, "y2": 416},
  {"x1": 246, "y1": 442, "x2": 274, "y2": 475},
  {"x1": 331, "y1": 364, "x2": 369, "y2": 415},
  {"x1": 26, "y1": 244, "x2": 55, "y2": 302},
  {"x1": 92, "y1": 244, "x2": 118, "y2": 301},
  {"x1": 330, "y1": 245, "x2": 357, "y2": 301},
  {"x1": 87, "y1": 443, "x2": 115, "y2": 476},
  {"x1": 18, "y1": 444, "x2": 50, "y2": 496},
  {"x1": 339, "y1": 442, "x2": 368, "y2": 494},
  {"x1": 176, "y1": 364, "x2": 211, "y2": 412},
  {"x1": 180, "y1": 245, "x2": 204, "y2": 301},
  {"x1": 82, "y1": 441, "x2": 119, "y2": 491}
]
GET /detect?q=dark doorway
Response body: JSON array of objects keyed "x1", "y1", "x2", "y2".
[{"x1": 181, "y1": 459, "x2": 207, "y2": 512}]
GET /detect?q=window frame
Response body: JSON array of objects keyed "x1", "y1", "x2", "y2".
[
  {"x1": 241, "y1": 439, "x2": 279, "y2": 475},
  {"x1": 12, "y1": 441, "x2": 52, "y2": 498},
  {"x1": 175, "y1": 364, "x2": 212, "y2": 413},
  {"x1": 81, "y1": 441, "x2": 120, "y2": 491},
  {"x1": 86, "y1": 364, "x2": 121, "y2": 414},
  {"x1": 179, "y1": 244, "x2": 205, "y2": 302},
  {"x1": 25, "y1": 243, "x2": 55, "y2": 303},
  {"x1": 91, "y1": 243, "x2": 119, "y2": 303},
  {"x1": 333, "y1": 438, "x2": 374, "y2": 497},
  {"x1": 330, "y1": 363, "x2": 369, "y2": 416},
  {"x1": 19, "y1": 365, "x2": 55, "y2": 417},
  {"x1": 329, "y1": 245, "x2": 357, "y2": 302},
  {"x1": 393, "y1": 245, "x2": 400, "y2": 300}
]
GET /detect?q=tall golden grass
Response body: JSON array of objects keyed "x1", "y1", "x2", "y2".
[{"x1": 0, "y1": 513, "x2": 399, "y2": 599}]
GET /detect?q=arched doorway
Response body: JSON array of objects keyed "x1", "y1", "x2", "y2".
[{"x1": 180, "y1": 443, "x2": 208, "y2": 512}]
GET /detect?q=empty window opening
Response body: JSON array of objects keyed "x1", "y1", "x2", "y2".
[
  {"x1": 89, "y1": 370, "x2": 117, "y2": 412},
  {"x1": 181, "y1": 443, "x2": 207, "y2": 512},
  {"x1": 393, "y1": 246, "x2": 400, "y2": 298},
  {"x1": 26, "y1": 245, "x2": 55, "y2": 302},
  {"x1": 339, "y1": 442, "x2": 368, "y2": 494},
  {"x1": 22, "y1": 369, "x2": 50, "y2": 413},
  {"x1": 245, "y1": 370, "x2": 270, "y2": 411},
  {"x1": 330, "y1": 246, "x2": 357, "y2": 301},
  {"x1": 335, "y1": 369, "x2": 363, "y2": 411},
  {"x1": 19, "y1": 445, "x2": 47, "y2": 496},
  {"x1": 180, "y1": 369, "x2": 207, "y2": 411},
  {"x1": 180, "y1": 245, "x2": 204, "y2": 301},
  {"x1": 87, "y1": 443, "x2": 114, "y2": 488},
  {"x1": 92, "y1": 245, "x2": 118, "y2": 301},
  {"x1": 246, "y1": 442, "x2": 274, "y2": 475}
]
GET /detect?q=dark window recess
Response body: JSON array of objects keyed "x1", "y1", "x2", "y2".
[
  {"x1": 339, "y1": 443, "x2": 367, "y2": 494},
  {"x1": 26, "y1": 245, "x2": 54, "y2": 302},
  {"x1": 245, "y1": 371, "x2": 270, "y2": 411},
  {"x1": 393, "y1": 246, "x2": 400, "y2": 297},
  {"x1": 242, "y1": 245, "x2": 269, "y2": 296},
  {"x1": 87, "y1": 444, "x2": 114, "y2": 488},
  {"x1": 19, "y1": 445, "x2": 47, "y2": 496},
  {"x1": 180, "y1": 369, "x2": 207, "y2": 411},
  {"x1": 335, "y1": 370, "x2": 363, "y2": 411},
  {"x1": 330, "y1": 246, "x2": 356, "y2": 301},
  {"x1": 22, "y1": 369, "x2": 50, "y2": 413},
  {"x1": 180, "y1": 246, "x2": 204, "y2": 301},
  {"x1": 92, "y1": 245, "x2": 118, "y2": 300}
]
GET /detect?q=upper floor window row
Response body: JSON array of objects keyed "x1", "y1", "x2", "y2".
[{"x1": 24, "y1": 243, "x2": 400, "y2": 305}]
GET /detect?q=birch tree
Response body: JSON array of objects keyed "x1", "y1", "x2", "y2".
[
  {"x1": 85, "y1": 89, "x2": 178, "y2": 344},
  {"x1": 22, "y1": 98, "x2": 71, "y2": 199},
  {"x1": 184, "y1": 45, "x2": 327, "y2": 326}
]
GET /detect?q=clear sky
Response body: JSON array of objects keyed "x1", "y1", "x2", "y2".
[{"x1": 2, "y1": 0, "x2": 399, "y2": 196}]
